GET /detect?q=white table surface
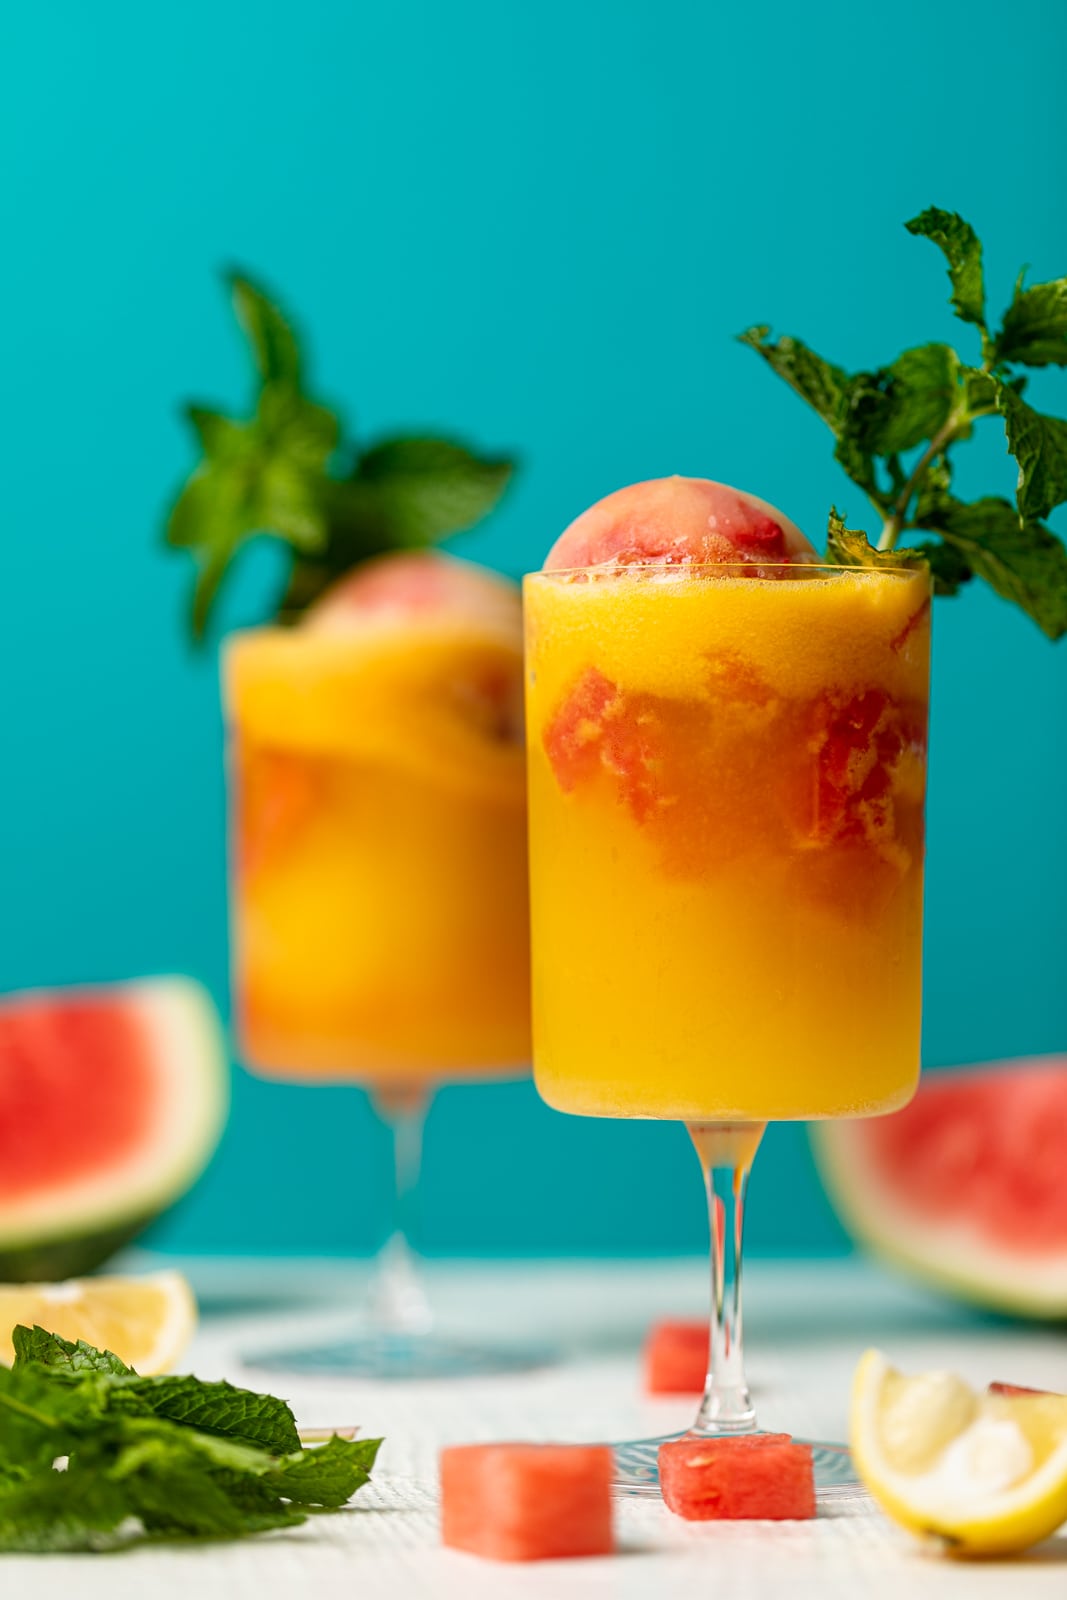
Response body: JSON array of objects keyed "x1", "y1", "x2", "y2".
[{"x1": 6, "y1": 1254, "x2": 1066, "y2": 1596}]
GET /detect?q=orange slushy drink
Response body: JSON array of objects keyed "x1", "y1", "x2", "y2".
[
  {"x1": 224, "y1": 552, "x2": 531, "y2": 1084},
  {"x1": 524, "y1": 480, "x2": 931, "y2": 1123}
]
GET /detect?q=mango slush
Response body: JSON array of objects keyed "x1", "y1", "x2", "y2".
[
  {"x1": 224, "y1": 623, "x2": 531, "y2": 1082},
  {"x1": 524, "y1": 566, "x2": 931, "y2": 1122}
]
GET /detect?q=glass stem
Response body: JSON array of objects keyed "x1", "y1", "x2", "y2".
[
  {"x1": 687, "y1": 1121, "x2": 766, "y2": 1435},
  {"x1": 367, "y1": 1085, "x2": 433, "y2": 1336}
]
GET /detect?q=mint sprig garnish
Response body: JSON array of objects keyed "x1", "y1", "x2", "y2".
[
  {"x1": 741, "y1": 207, "x2": 1067, "y2": 639},
  {"x1": 0, "y1": 1326, "x2": 380, "y2": 1553},
  {"x1": 166, "y1": 271, "x2": 515, "y2": 638}
]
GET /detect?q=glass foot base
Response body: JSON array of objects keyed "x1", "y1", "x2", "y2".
[
  {"x1": 241, "y1": 1331, "x2": 553, "y2": 1381},
  {"x1": 612, "y1": 1432, "x2": 866, "y2": 1501}
]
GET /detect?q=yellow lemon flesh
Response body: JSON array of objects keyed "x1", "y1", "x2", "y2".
[
  {"x1": 852, "y1": 1349, "x2": 1067, "y2": 1557},
  {"x1": 0, "y1": 1270, "x2": 196, "y2": 1374}
]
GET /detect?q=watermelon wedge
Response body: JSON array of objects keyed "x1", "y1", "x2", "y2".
[
  {"x1": 0, "y1": 979, "x2": 228, "y2": 1280},
  {"x1": 812, "y1": 1056, "x2": 1067, "y2": 1318}
]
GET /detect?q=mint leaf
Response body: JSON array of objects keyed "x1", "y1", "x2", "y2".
[
  {"x1": 825, "y1": 510, "x2": 882, "y2": 568},
  {"x1": 277, "y1": 436, "x2": 515, "y2": 616},
  {"x1": 165, "y1": 272, "x2": 336, "y2": 636},
  {"x1": 905, "y1": 208, "x2": 986, "y2": 330},
  {"x1": 908, "y1": 540, "x2": 973, "y2": 596},
  {"x1": 737, "y1": 328, "x2": 850, "y2": 429},
  {"x1": 126, "y1": 1464, "x2": 274, "y2": 1539},
  {"x1": 875, "y1": 345, "x2": 960, "y2": 453},
  {"x1": 267, "y1": 1433, "x2": 382, "y2": 1508},
  {"x1": 124, "y1": 1376, "x2": 301, "y2": 1456},
  {"x1": 185, "y1": 406, "x2": 247, "y2": 457},
  {"x1": 745, "y1": 205, "x2": 1067, "y2": 641},
  {"x1": 99, "y1": 1425, "x2": 293, "y2": 1539},
  {"x1": 826, "y1": 511, "x2": 969, "y2": 596},
  {"x1": 835, "y1": 372, "x2": 887, "y2": 497},
  {"x1": 353, "y1": 436, "x2": 513, "y2": 547},
  {"x1": 912, "y1": 451, "x2": 953, "y2": 523},
  {"x1": 994, "y1": 276, "x2": 1067, "y2": 368},
  {"x1": 12, "y1": 1324, "x2": 135, "y2": 1376},
  {"x1": 0, "y1": 1468, "x2": 131, "y2": 1554},
  {"x1": 737, "y1": 330, "x2": 892, "y2": 503},
  {"x1": 229, "y1": 271, "x2": 302, "y2": 387},
  {"x1": 998, "y1": 385, "x2": 1067, "y2": 522},
  {"x1": 825, "y1": 510, "x2": 929, "y2": 575},
  {"x1": 166, "y1": 382, "x2": 336, "y2": 636},
  {"x1": 256, "y1": 384, "x2": 340, "y2": 470},
  {"x1": 0, "y1": 1332, "x2": 379, "y2": 1552},
  {"x1": 190, "y1": 542, "x2": 238, "y2": 641},
  {"x1": 0, "y1": 1363, "x2": 84, "y2": 1465},
  {"x1": 205, "y1": 1469, "x2": 306, "y2": 1533},
  {"x1": 916, "y1": 495, "x2": 1067, "y2": 640},
  {"x1": 963, "y1": 366, "x2": 1001, "y2": 413},
  {"x1": 166, "y1": 274, "x2": 516, "y2": 635}
]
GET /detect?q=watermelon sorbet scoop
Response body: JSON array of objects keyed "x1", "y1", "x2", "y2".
[
  {"x1": 304, "y1": 547, "x2": 523, "y2": 642},
  {"x1": 543, "y1": 476, "x2": 817, "y2": 572}
]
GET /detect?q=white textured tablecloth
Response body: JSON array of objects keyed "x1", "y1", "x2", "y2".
[{"x1": 5, "y1": 1255, "x2": 1066, "y2": 1596}]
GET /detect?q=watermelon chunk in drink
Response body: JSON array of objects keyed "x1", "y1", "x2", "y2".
[
  {"x1": 644, "y1": 1320, "x2": 709, "y2": 1394},
  {"x1": 659, "y1": 1435, "x2": 816, "y2": 1521},
  {"x1": 440, "y1": 1443, "x2": 614, "y2": 1561}
]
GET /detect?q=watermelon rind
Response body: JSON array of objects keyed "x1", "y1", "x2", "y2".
[
  {"x1": 811, "y1": 1059, "x2": 1067, "y2": 1321},
  {"x1": 0, "y1": 978, "x2": 228, "y2": 1281},
  {"x1": 0, "y1": 1218, "x2": 153, "y2": 1285}
]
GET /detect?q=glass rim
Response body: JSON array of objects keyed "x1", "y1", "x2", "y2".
[{"x1": 522, "y1": 561, "x2": 927, "y2": 582}]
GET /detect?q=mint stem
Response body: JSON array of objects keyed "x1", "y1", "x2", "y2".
[
  {"x1": 877, "y1": 416, "x2": 962, "y2": 550},
  {"x1": 0, "y1": 1393, "x2": 60, "y2": 1428}
]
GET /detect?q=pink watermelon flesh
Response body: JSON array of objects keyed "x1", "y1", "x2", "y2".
[
  {"x1": 0, "y1": 997, "x2": 155, "y2": 1199},
  {"x1": 855, "y1": 1060, "x2": 1067, "y2": 1253},
  {"x1": 0, "y1": 979, "x2": 225, "y2": 1282},
  {"x1": 440, "y1": 1443, "x2": 614, "y2": 1562},
  {"x1": 644, "y1": 1320, "x2": 709, "y2": 1395},
  {"x1": 659, "y1": 1436, "x2": 815, "y2": 1521}
]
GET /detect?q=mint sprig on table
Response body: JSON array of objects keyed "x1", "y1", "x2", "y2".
[
  {"x1": 741, "y1": 207, "x2": 1067, "y2": 639},
  {"x1": 0, "y1": 1325, "x2": 380, "y2": 1553},
  {"x1": 166, "y1": 272, "x2": 515, "y2": 637}
]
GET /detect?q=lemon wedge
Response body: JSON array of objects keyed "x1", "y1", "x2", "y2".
[
  {"x1": 851, "y1": 1349, "x2": 1067, "y2": 1556},
  {"x1": 0, "y1": 1270, "x2": 197, "y2": 1374}
]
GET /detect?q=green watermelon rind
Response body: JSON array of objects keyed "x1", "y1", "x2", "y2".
[
  {"x1": 0, "y1": 978, "x2": 228, "y2": 1279},
  {"x1": 811, "y1": 1060, "x2": 1067, "y2": 1321},
  {"x1": 0, "y1": 1218, "x2": 154, "y2": 1284}
]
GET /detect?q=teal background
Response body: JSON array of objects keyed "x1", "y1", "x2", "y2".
[{"x1": 3, "y1": 0, "x2": 1065, "y2": 1259}]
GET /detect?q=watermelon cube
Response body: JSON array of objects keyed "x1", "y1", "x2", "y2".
[
  {"x1": 440, "y1": 1443, "x2": 614, "y2": 1562},
  {"x1": 659, "y1": 1435, "x2": 816, "y2": 1521},
  {"x1": 644, "y1": 1320, "x2": 709, "y2": 1394}
]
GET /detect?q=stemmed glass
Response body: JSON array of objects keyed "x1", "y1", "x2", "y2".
[
  {"x1": 221, "y1": 593, "x2": 537, "y2": 1377},
  {"x1": 523, "y1": 561, "x2": 931, "y2": 1489}
]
